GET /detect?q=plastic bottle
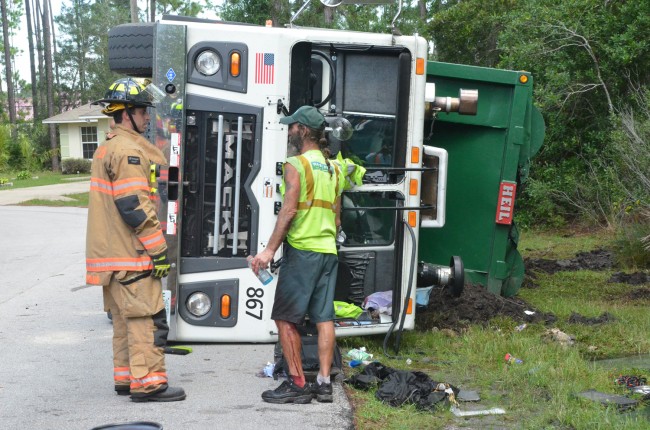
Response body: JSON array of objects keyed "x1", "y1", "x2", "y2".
[
  {"x1": 349, "y1": 360, "x2": 362, "y2": 368},
  {"x1": 247, "y1": 256, "x2": 273, "y2": 285},
  {"x1": 504, "y1": 353, "x2": 523, "y2": 364},
  {"x1": 336, "y1": 229, "x2": 347, "y2": 247}
]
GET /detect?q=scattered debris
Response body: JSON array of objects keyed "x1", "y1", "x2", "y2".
[
  {"x1": 542, "y1": 328, "x2": 575, "y2": 347},
  {"x1": 450, "y1": 406, "x2": 506, "y2": 417},
  {"x1": 457, "y1": 390, "x2": 480, "y2": 402},
  {"x1": 505, "y1": 353, "x2": 524, "y2": 365},
  {"x1": 615, "y1": 375, "x2": 647, "y2": 388},
  {"x1": 576, "y1": 389, "x2": 639, "y2": 411}
]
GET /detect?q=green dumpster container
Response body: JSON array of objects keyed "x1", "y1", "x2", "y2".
[{"x1": 419, "y1": 61, "x2": 545, "y2": 297}]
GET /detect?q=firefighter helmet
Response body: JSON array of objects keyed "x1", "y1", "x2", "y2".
[{"x1": 94, "y1": 77, "x2": 154, "y2": 115}]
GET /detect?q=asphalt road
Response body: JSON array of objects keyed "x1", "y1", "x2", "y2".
[{"x1": 0, "y1": 201, "x2": 353, "y2": 429}]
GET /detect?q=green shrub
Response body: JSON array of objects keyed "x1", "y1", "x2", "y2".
[
  {"x1": 612, "y1": 219, "x2": 650, "y2": 269},
  {"x1": 16, "y1": 170, "x2": 31, "y2": 180},
  {"x1": 61, "y1": 158, "x2": 92, "y2": 174}
]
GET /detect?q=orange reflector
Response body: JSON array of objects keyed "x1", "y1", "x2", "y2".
[
  {"x1": 411, "y1": 147, "x2": 420, "y2": 164},
  {"x1": 416, "y1": 58, "x2": 425, "y2": 75},
  {"x1": 519, "y1": 74, "x2": 529, "y2": 84},
  {"x1": 408, "y1": 211, "x2": 417, "y2": 227},
  {"x1": 406, "y1": 298, "x2": 413, "y2": 315},
  {"x1": 220, "y1": 294, "x2": 231, "y2": 318},
  {"x1": 409, "y1": 179, "x2": 418, "y2": 195},
  {"x1": 230, "y1": 52, "x2": 241, "y2": 77}
]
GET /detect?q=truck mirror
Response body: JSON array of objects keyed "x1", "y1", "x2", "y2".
[{"x1": 325, "y1": 116, "x2": 353, "y2": 141}]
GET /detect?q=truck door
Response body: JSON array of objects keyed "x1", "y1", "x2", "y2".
[{"x1": 289, "y1": 42, "x2": 422, "y2": 331}]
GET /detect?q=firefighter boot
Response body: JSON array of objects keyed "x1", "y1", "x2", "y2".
[{"x1": 130, "y1": 385, "x2": 186, "y2": 402}]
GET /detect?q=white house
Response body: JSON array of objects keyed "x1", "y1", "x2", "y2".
[{"x1": 43, "y1": 103, "x2": 112, "y2": 160}]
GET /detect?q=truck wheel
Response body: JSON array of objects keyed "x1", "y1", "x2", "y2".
[
  {"x1": 108, "y1": 23, "x2": 154, "y2": 77},
  {"x1": 447, "y1": 256, "x2": 464, "y2": 297}
]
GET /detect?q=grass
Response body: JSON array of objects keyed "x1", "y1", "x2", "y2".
[
  {"x1": 340, "y1": 229, "x2": 650, "y2": 430},
  {"x1": 18, "y1": 192, "x2": 89, "y2": 207},
  {"x1": 0, "y1": 170, "x2": 89, "y2": 190}
]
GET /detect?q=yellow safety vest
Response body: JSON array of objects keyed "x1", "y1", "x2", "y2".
[{"x1": 284, "y1": 150, "x2": 342, "y2": 254}]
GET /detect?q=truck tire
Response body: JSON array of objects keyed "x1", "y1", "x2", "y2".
[{"x1": 108, "y1": 23, "x2": 154, "y2": 77}]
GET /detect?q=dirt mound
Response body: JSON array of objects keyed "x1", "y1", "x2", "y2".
[
  {"x1": 568, "y1": 311, "x2": 616, "y2": 325},
  {"x1": 525, "y1": 248, "x2": 615, "y2": 275},
  {"x1": 416, "y1": 284, "x2": 556, "y2": 331},
  {"x1": 623, "y1": 287, "x2": 650, "y2": 301},
  {"x1": 608, "y1": 271, "x2": 650, "y2": 285}
]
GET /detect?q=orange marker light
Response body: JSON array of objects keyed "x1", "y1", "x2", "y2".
[
  {"x1": 408, "y1": 211, "x2": 417, "y2": 227},
  {"x1": 411, "y1": 147, "x2": 420, "y2": 164},
  {"x1": 406, "y1": 298, "x2": 413, "y2": 315},
  {"x1": 519, "y1": 74, "x2": 529, "y2": 84},
  {"x1": 416, "y1": 58, "x2": 425, "y2": 75},
  {"x1": 230, "y1": 52, "x2": 241, "y2": 77},
  {"x1": 220, "y1": 294, "x2": 231, "y2": 318},
  {"x1": 409, "y1": 179, "x2": 418, "y2": 195}
]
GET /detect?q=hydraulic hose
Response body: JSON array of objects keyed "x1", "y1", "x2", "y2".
[{"x1": 382, "y1": 219, "x2": 416, "y2": 358}]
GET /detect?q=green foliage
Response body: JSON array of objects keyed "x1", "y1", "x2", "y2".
[
  {"x1": 219, "y1": 0, "x2": 293, "y2": 27},
  {"x1": 15, "y1": 170, "x2": 31, "y2": 180},
  {"x1": 0, "y1": 124, "x2": 10, "y2": 170},
  {"x1": 55, "y1": 0, "x2": 131, "y2": 105},
  {"x1": 61, "y1": 158, "x2": 92, "y2": 174},
  {"x1": 612, "y1": 221, "x2": 650, "y2": 269}
]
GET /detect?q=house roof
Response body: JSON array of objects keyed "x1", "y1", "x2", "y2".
[{"x1": 42, "y1": 103, "x2": 109, "y2": 124}]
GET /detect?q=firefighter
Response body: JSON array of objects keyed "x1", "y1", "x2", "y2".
[
  {"x1": 250, "y1": 105, "x2": 344, "y2": 404},
  {"x1": 87, "y1": 77, "x2": 186, "y2": 402}
]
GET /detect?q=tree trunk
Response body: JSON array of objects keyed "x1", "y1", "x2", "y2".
[
  {"x1": 43, "y1": 0, "x2": 59, "y2": 171},
  {"x1": 1, "y1": 0, "x2": 17, "y2": 128},
  {"x1": 130, "y1": 0, "x2": 138, "y2": 23},
  {"x1": 25, "y1": 0, "x2": 39, "y2": 122},
  {"x1": 418, "y1": 0, "x2": 427, "y2": 20},
  {"x1": 149, "y1": 0, "x2": 155, "y2": 22},
  {"x1": 324, "y1": 4, "x2": 333, "y2": 25},
  {"x1": 48, "y1": 0, "x2": 62, "y2": 110},
  {"x1": 73, "y1": 0, "x2": 87, "y2": 105},
  {"x1": 35, "y1": 0, "x2": 45, "y2": 119}
]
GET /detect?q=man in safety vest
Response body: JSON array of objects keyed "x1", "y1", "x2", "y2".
[
  {"x1": 86, "y1": 77, "x2": 186, "y2": 402},
  {"x1": 250, "y1": 105, "x2": 343, "y2": 404}
]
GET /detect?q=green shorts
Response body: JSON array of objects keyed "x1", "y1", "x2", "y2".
[{"x1": 271, "y1": 244, "x2": 338, "y2": 324}]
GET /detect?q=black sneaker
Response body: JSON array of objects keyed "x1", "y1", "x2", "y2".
[
  {"x1": 311, "y1": 382, "x2": 333, "y2": 403},
  {"x1": 261, "y1": 380, "x2": 312, "y2": 404},
  {"x1": 115, "y1": 385, "x2": 130, "y2": 396},
  {"x1": 131, "y1": 386, "x2": 186, "y2": 403}
]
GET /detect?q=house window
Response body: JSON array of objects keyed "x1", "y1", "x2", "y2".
[{"x1": 81, "y1": 126, "x2": 98, "y2": 159}]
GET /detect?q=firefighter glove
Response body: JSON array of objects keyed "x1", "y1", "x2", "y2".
[{"x1": 151, "y1": 253, "x2": 171, "y2": 278}]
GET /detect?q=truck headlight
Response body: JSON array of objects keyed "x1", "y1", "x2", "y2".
[
  {"x1": 187, "y1": 292, "x2": 212, "y2": 317},
  {"x1": 196, "y1": 50, "x2": 221, "y2": 76}
]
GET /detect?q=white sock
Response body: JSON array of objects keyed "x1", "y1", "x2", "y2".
[{"x1": 317, "y1": 373, "x2": 330, "y2": 385}]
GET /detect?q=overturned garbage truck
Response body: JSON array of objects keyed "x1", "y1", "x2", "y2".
[{"x1": 106, "y1": 5, "x2": 544, "y2": 342}]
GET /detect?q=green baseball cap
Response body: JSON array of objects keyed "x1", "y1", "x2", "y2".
[{"x1": 279, "y1": 105, "x2": 326, "y2": 130}]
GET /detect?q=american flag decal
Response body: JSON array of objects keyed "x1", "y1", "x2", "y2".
[{"x1": 255, "y1": 53, "x2": 275, "y2": 84}]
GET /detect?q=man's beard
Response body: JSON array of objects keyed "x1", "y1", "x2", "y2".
[{"x1": 289, "y1": 133, "x2": 304, "y2": 152}]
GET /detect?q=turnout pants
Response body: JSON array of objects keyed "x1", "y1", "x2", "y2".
[{"x1": 103, "y1": 272, "x2": 168, "y2": 394}]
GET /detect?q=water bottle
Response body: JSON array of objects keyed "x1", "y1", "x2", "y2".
[
  {"x1": 336, "y1": 229, "x2": 347, "y2": 247},
  {"x1": 504, "y1": 353, "x2": 523, "y2": 364},
  {"x1": 247, "y1": 256, "x2": 273, "y2": 285}
]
